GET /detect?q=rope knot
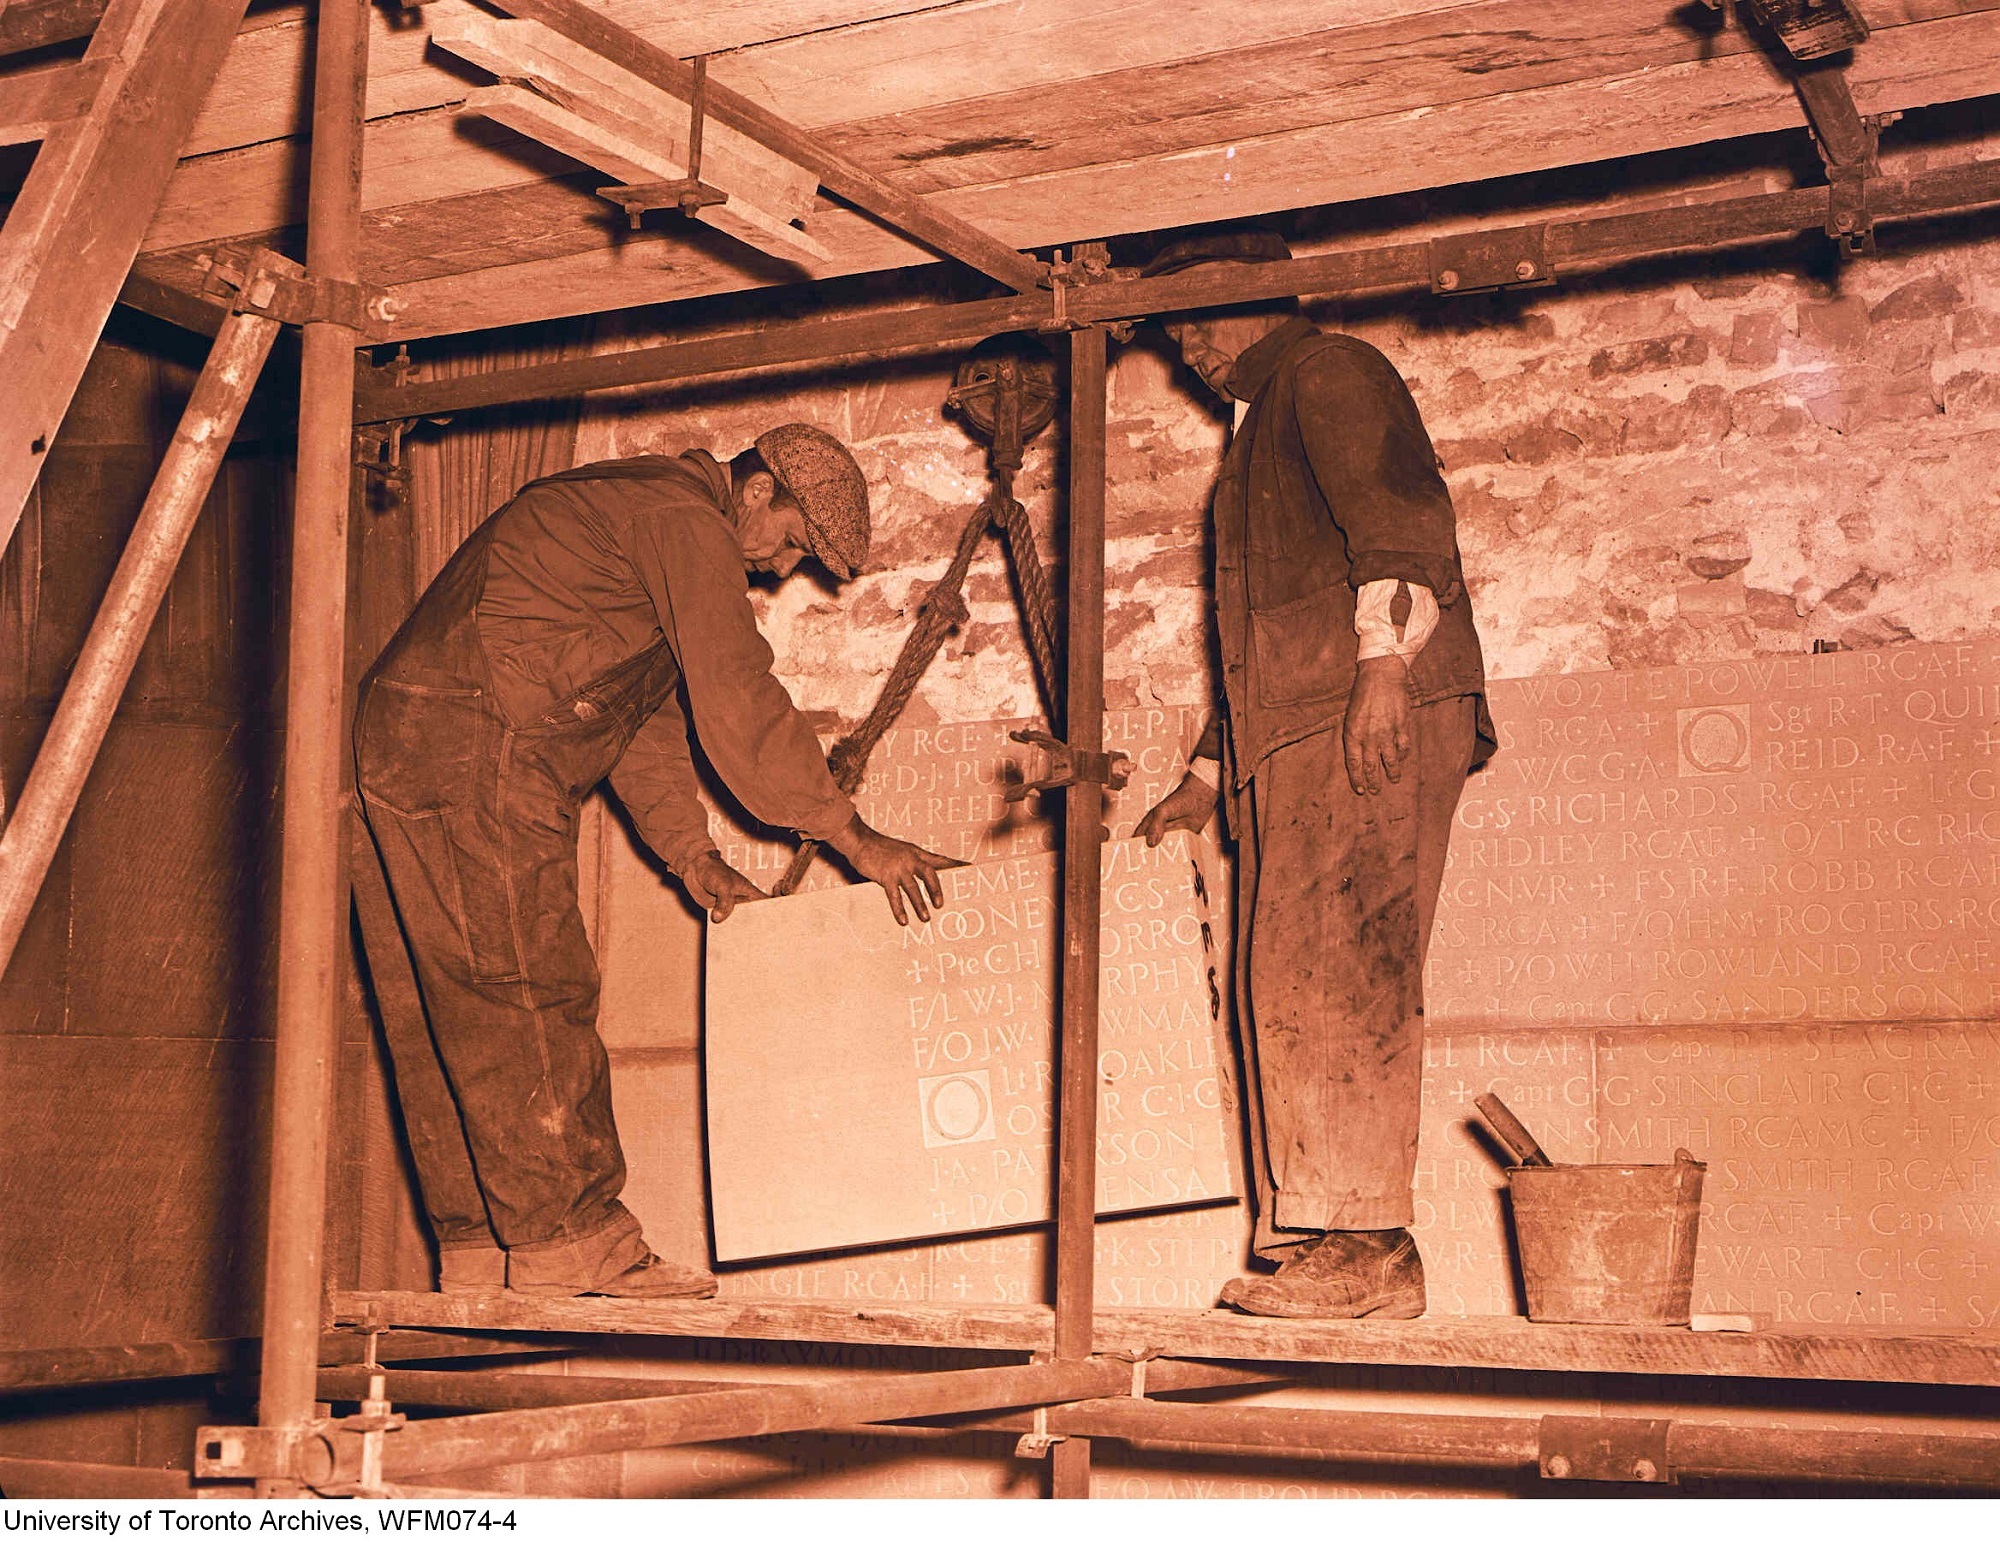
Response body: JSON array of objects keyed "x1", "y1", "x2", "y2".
[{"x1": 923, "y1": 584, "x2": 971, "y2": 625}]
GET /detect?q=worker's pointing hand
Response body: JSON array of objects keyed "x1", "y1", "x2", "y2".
[
  {"x1": 683, "y1": 851, "x2": 768, "y2": 923},
  {"x1": 827, "y1": 815, "x2": 962, "y2": 926}
]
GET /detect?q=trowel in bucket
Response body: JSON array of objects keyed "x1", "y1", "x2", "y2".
[{"x1": 1473, "y1": 1091, "x2": 1706, "y2": 1327}]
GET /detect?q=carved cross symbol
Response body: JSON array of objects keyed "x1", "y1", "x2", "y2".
[
  {"x1": 1634, "y1": 713, "x2": 1663, "y2": 737},
  {"x1": 1591, "y1": 875, "x2": 1615, "y2": 900},
  {"x1": 1739, "y1": 826, "x2": 1770, "y2": 854},
  {"x1": 1823, "y1": 1205, "x2": 1853, "y2": 1230},
  {"x1": 1975, "y1": 729, "x2": 2000, "y2": 757},
  {"x1": 1964, "y1": 1251, "x2": 1990, "y2": 1282}
]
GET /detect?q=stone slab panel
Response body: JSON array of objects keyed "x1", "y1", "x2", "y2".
[
  {"x1": 1597, "y1": 1022, "x2": 2000, "y2": 1332},
  {"x1": 704, "y1": 833, "x2": 1234, "y2": 1260},
  {"x1": 1431, "y1": 640, "x2": 2000, "y2": 1031},
  {"x1": 595, "y1": 708, "x2": 1213, "y2": 1050}
]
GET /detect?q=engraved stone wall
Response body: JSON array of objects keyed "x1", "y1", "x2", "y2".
[
  {"x1": 642, "y1": 638, "x2": 2000, "y2": 1331},
  {"x1": 1434, "y1": 643, "x2": 2000, "y2": 1032}
]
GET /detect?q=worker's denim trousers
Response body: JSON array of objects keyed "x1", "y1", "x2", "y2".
[
  {"x1": 1235, "y1": 695, "x2": 1477, "y2": 1258},
  {"x1": 352, "y1": 576, "x2": 682, "y2": 1292}
]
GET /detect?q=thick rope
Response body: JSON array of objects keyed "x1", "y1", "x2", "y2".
[
  {"x1": 991, "y1": 484, "x2": 1061, "y2": 718},
  {"x1": 771, "y1": 470, "x2": 1063, "y2": 897}
]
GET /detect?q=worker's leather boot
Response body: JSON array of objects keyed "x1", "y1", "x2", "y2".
[
  {"x1": 584, "y1": 1252, "x2": 719, "y2": 1300},
  {"x1": 1218, "y1": 1228, "x2": 1425, "y2": 1319}
]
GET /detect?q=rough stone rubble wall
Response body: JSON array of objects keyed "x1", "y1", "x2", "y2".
[{"x1": 578, "y1": 225, "x2": 2000, "y2": 730}]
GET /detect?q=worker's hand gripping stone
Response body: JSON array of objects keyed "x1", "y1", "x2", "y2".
[
  {"x1": 682, "y1": 850, "x2": 768, "y2": 922},
  {"x1": 825, "y1": 813, "x2": 959, "y2": 925},
  {"x1": 1135, "y1": 773, "x2": 1220, "y2": 847}
]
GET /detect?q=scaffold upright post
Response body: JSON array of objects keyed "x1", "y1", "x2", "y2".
[
  {"x1": 1051, "y1": 323, "x2": 1109, "y2": 1499},
  {"x1": 254, "y1": 0, "x2": 370, "y2": 1494}
]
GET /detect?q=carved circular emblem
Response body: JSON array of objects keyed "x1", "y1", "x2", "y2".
[
  {"x1": 1680, "y1": 706, "x2": 1750, "y2": 774},
  {"x1": 926, "y1": 1074, "x2": 991, "y2": 1143}
]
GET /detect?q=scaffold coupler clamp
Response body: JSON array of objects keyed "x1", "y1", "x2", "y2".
[
  {"x1": 1013, "y1": 1403, "x2": 1068, "y2": 1460},
  {"x1": 196, "y1": 1374, "x2": 406, "y2": 1496},
  {"x1": 1013, "y1": 1353, "x2": 1069, "y2": 1459},
  {"x1": 195, "y1": 243, "x2": 398, "y2": 329},
  {"x1": 1814, "y1": 109, "x2": 1898, "y2": 258},
  {"x1": 1039, "y1": 242, "x2": 1136, "y2": 340},
  {"x1": 1537, "y1": 1415, "x2": 1672, "y2": 1485},
  {"x1": 1101, "y1": 1344, "x2": 1162, "y2": 1398},
  {"x1": 334, "y1": 1372, "x2": 408, "y2": 1498},
  {"x1": 1005, "y1": 728, "x2": 1133, "y2": 803}
]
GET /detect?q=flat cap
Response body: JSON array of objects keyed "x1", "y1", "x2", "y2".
[
  {"x1": 1140, "y1": 227, "x2": 1292, "y2": 280},
  {"x1": 753, "y1": 423, "x2": 871, "y2": 579}
]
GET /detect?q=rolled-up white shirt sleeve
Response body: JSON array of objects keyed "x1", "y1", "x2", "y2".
[{"x1": 1355, "y1": 578, "x2": 1438, "y2": 662}]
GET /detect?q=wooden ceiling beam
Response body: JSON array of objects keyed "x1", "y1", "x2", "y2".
[
  {"x1": 127, "y1": 6, "x2": 2000, "y2": 277},
  {"x1": 0, "y1": 0, "x2": 257, "y2": 558},
  {"x1": 329, "y1": 6, "x2": 2000, "y2": 342},
  {"x1": 814, "y1": 0, "x2": 1784, "y2": 195},
  {"x1": 0, "y1": 56, "x2": 106, "y2": 146},
  {"x1": 0, "y1": 0, "x2": 105, "y2": 56},
  {"x1": 436, "y1": 17, "x2": 828, "y2": 264},
  {"x1": 351, "y1": 154, "x2": 2000, "y2": 425},
  {"x1": 483, "y1": 0, "x2": 1047, "y2": 293}
]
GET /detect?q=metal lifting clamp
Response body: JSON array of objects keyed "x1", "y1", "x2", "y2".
[
  {"x1": 598, "y1": 55, "x2": 730, "y2": 227},
  {"x1": 1005, "y1": 728, "x2": 1133, "y2": 804},
  {"x1": 1813, "y1": 105, "x2": 1898, "y2": 258}
]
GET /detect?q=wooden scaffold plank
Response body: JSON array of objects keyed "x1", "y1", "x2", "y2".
[{"x1": 329, "y1": 1291, "x2": 2000, "y2": 1388}]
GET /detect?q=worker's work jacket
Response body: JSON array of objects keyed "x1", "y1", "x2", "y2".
[
  {"x1": 363, "y1": 451, "x2": 853, "y2": 874},
  {"x1": 1213, "y1": 318, "x2": 1492, "y2": 789}
]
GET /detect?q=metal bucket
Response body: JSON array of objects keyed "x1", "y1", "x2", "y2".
[{"x1": 1506, "y1": 1152, "x2": 1705, "y2": 1325}]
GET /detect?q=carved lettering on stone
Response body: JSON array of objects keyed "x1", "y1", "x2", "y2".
[{"x1": 1432, "y1": 641, "x2": 2000, "y2": 1028}]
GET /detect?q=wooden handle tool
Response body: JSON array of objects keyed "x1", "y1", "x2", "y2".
[{"x1": 1474, "y1": 1092, "x2": 1554, "y2": 1167}]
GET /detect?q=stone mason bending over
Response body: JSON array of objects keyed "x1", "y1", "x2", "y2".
[
  {"x1": 1135, "y1": 230, "x2": 1496, "y2": 1318},
  {"x1": 352, "y1": 426, "x2": 953, "y2": 1299}
]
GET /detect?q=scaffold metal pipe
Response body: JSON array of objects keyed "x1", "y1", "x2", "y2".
[
  {"x1": 255, "y1": 0, "x2": 369, "y2": 1475},
  {"x1": 1050, "y1": 324, "x2": 1109, "y2": 1500},
  {"x1": 371, "y1": 1358, "x2": 1135, "y2": 1481}
]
